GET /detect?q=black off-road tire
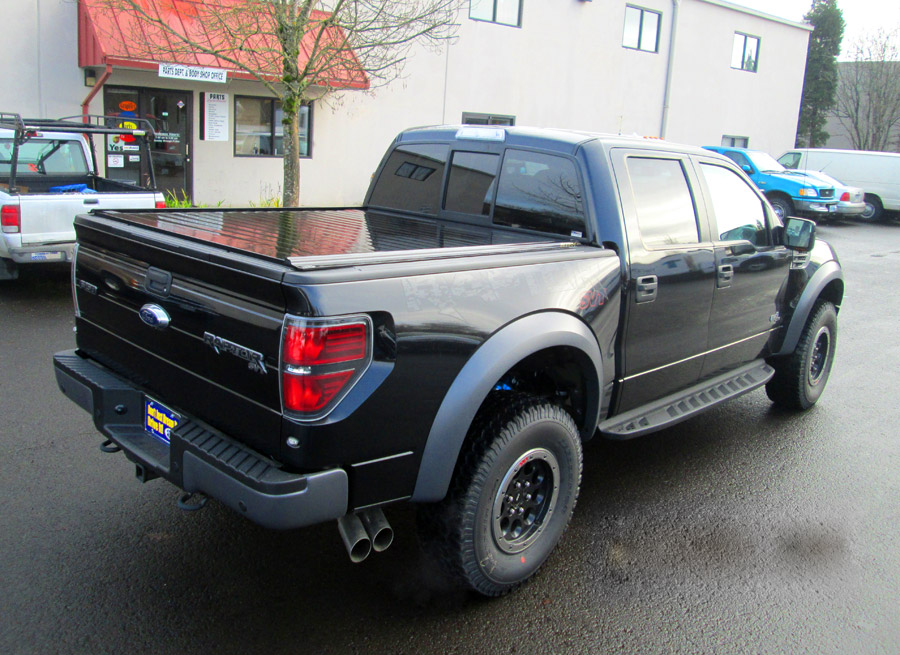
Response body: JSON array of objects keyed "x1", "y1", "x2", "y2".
[
  {"x1": 766, "y1": 301, "x2": 837, "y2": 410},
  {"x1": 417, "y1": 394, "x2": 582, "y2": 597}
]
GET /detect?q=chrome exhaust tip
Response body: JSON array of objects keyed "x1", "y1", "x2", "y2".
[
  {"x1": 359, "y1": 507, "x2": 394, "y2": 553},
  {"x1": 337, "y1": 513, "x2": 372, "y2": 563}
]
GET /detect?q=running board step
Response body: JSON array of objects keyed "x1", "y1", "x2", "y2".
[{"x1": 599, "y1": 360, "x2": 775, "y2": 440}]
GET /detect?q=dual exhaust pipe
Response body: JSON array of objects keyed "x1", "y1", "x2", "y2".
[{"x1": 337, "y1": 507, "x2": 394, "y2": 563}]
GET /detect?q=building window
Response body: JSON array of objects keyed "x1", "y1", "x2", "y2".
[
  {"x1": 469, "y1": 0, "x2": 522, "y2": 27},
  {"x1": 623, "y1": 5, "x2": 660, "y2": 53},
  {"x1": 732, "y1": 33, "x2": 759, "y2": 72},
  {"x1": 234, "y1": 97, "x2": 311, "y2": 158},
  {"x1": 722, "y1": 135, "x2": 749, "y2": 148},
  {"x1": 462, "y1": 112, "x2": 516, "y2": 126}
]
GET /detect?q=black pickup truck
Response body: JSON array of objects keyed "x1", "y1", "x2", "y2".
[{"x1": 54, "y1": 126, "x2": 843, "y2": 596}]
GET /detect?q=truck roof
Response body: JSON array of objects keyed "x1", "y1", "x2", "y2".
[{"x1": 396, "y1": 125, "x2": 715, "y2": 158}]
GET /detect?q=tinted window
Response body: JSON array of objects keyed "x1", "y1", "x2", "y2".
[
  {"x1": 368, "y1": 144, "x2": 449, "y2": 215},
  {"x1": 626, "y1": 157, "x2": 699, "y2": 247},
  {"x1": 493, "y1": 150, "x2": 586, "y2": 237},
  {"x1": 701, "y1": 163, "x2": 768, "y2": 245},
  {"x1": 445, "y1": 151, "x2": 500, "y2": 216}
]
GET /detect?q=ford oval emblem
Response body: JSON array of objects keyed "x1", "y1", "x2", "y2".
[{"x1": 139, "y1": 304, "x2": 171, "y2": 329}]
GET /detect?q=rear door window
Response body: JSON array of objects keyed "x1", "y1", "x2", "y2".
[
  {"x1": 625, "y1": 156, "x2": 700, "y2": 247},
  {"x1": 493, "y1": 150, "x2": 587, "y2": 237}
]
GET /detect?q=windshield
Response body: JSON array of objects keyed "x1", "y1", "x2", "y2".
[
  {"x1": 744, "y1": 150, "x2": 785, "y2": 173},
  {"x1": 0, "y1": 138, "x2": 90, "y2": 176}
]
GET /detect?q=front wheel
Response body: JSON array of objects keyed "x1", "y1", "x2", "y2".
[
  {"x1": 768, "y1": 196, "x2": 793, "y2": 221},
  {"x1": 766, "y1": 301, "x2": 837, "y2": 410},
  {"x1": 417, "y1": 395, "x2": 582, "y2": 596}
]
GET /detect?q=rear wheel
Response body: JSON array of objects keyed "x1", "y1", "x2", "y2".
[
  {"x1": 417, "y1": 394, "x2": 582, "y2": 596},
  {"x1": 766, "y1": 301, "x2": 837, "y2": 410}
]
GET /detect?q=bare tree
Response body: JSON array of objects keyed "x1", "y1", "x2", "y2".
[
  {"x1": 88, "y1": 0, "x2": 464, "y2": 206},
  {"x1": 833, "y1": 28, "x2": 900, "y2": 152}
]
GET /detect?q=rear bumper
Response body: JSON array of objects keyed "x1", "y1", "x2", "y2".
[
  {"x1": 53, "y1": 349, "x2": 348, "y2": 530},
  {"x1": 836, "y1": 200, "x2": 866, "y2": 216},
  {"x1": 1, "y1": 236, "x2": 74, "y2": 263}
]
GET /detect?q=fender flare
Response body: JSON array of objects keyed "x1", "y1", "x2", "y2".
[
  {"x1": 775, "y1": 260, "x2": 844, "y2": 356},
  {"x1": 411, "y1": 311, "x2": 605, "y2": 502}
]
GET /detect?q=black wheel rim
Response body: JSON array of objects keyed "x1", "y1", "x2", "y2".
[
  {"x1": 491, "y1": 448, "x2": 560, "y2": 554},
  {"x1": 808, "y1": 326, "x2": 831, "y2": 386}
]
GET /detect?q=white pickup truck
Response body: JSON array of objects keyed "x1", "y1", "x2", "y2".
[{"x1": 1, "y1": 113, "x2": 165, "y2": 280}]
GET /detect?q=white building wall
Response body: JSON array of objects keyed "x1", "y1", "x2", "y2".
[
  {"x1": 3, "y1": 0, "x2": 811, "y2": 208},
  {"x1": 667, "y1": 0, "x2": 810, "y2": 154}
]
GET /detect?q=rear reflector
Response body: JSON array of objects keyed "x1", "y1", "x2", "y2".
[
  {"x1": 1, "y1": 205, "x2": 20, "y2": 233},
  {"x1": 283, "y1": 370, "x2": 354, "y2": 413}
]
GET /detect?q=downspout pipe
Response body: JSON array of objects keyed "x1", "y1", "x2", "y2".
[
  {"x1": 81, "y1": 64, "x2": 113, "y2": 122},
  {"x1": 660, "y1": 0, "x2": 681, "y2": 139}
]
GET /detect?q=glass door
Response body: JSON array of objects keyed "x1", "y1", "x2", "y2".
[
  {"x1": 145, "y1": 90, "x2": 192, "y2": 202},
  {"x1": 104, "y1": 87, "x2": 193, "y2": 201}
]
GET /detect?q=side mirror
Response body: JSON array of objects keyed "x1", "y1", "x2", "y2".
[
  {"x1": 782, "y1": 217, "x2": 816, "y2": 251},
  {"x1": 742, "y1": 165, "x2": 753, "y2": 174}
]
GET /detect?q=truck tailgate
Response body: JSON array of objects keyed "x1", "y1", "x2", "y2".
[
  {"x1": 19, "y1": 191, "x2": 160, "y2": 244},
  {"x1": 72, "y1": 211, "x2": 292, "y2": 458}
]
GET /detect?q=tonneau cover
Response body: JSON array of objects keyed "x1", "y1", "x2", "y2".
[{"x1": 93, "y1": 207, "x2": 559, "y2": 267}]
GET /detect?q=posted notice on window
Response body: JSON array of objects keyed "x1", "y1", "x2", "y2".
[{"x1": 204, "y1": 92, "x2": 229, "y2": 142}]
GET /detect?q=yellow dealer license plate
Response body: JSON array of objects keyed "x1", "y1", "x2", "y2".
[{"x1": 145, "y1": 398, "x2": 180, "y2": 445}]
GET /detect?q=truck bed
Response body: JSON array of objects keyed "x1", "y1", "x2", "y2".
[{"x1": 93, "y1": 207, "x2": 561, "y2": 266}]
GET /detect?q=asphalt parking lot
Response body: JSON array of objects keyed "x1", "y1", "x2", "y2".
[{"x1": 1, "y1": 219, "x2": 899, "y2": 654}]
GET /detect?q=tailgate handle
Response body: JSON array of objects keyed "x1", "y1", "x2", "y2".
[
  {"x1": 83, "y1": 198, "x2": 100, "y2": 205},
  {"x1": 145, "y1": 267, "x2": 173, "y2": 297}
]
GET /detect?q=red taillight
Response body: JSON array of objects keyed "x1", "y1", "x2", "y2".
[
  {"x1": 155, "y1": 200, "x2": 167, "y2": 209},
  {"x1": 1, "y1": 205, "x2": 20, "y2": 233},
  {"x1": 840, "y1": 192, "x2": 850, "y2": 202},
  {"x1": 281, "y1": 316, "x2": 371, "y2": 417},
  {"x1": 283, "y1": 323, "x2": 367, "y2": 366}
]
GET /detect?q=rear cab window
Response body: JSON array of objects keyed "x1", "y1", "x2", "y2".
[
  {"x1": 0, "y1": 137, "x2": 90, "y2": 176},
  {"x1": 367, "y1": 140, "x2": 588, "y2": 240},
  {"x1": 367, "y1": 143, "x2": 449, "y2": 215}
]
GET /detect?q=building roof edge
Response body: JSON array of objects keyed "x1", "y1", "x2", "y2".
[{"x1": 694, "y1": 0, "x2": 814, "y2": 32}]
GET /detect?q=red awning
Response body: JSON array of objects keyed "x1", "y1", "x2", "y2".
[{"x1": 78, "y1": 0, "x2": 369, "y2": 89}]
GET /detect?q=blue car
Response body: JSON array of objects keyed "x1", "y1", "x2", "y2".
[{"x1": 704, "y1": 146, "x2": 838, "y2": 220}]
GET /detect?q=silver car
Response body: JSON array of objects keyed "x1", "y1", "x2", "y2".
[{"x1": 798, "y1": 170, "x2": 866, "y2": 218}]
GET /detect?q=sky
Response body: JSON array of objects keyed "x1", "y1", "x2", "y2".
[{"x1": 730, "y1": 0, "x2": 900, "y2": 59}]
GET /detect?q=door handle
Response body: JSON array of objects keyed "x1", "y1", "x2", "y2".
[
  {"x1": 83, "y1": 198, "x2": 99, "y2": 205},
  {"x1": 636, "y1": 275, "x2": 658, "y2": 303}
]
